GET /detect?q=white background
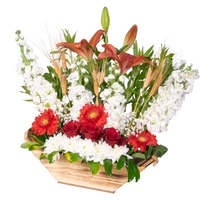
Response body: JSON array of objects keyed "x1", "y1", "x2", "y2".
[{"x1": 1, "y1": 0, "x2": 200, "y2": 199}]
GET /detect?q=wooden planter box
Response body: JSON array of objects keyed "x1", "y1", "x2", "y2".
[{"x1": 24, "y1": 130, "x2": 158, "y2": 193}]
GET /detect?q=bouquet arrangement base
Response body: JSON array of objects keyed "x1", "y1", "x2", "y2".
[
  {"x1": 17, "y1": 6, "x2": 199, "y2": 193},
  {"x1": 25, "y1": 129, "x2": 158, "y2": 193}
]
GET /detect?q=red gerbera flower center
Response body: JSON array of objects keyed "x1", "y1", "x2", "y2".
[
  {"x1": 78, "y1": 104, "x2": 108, "y2": 127},
  {"x1": 88, "y1": 110, "x2": 98, "y2": 118},
  {"x1": 138, "y1": 136, "x2": 147, "y2": 142},
  {"x1": 42, "y1": 119, "x2": 49, "y2": 125}
]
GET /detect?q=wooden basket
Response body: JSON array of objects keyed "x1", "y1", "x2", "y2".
[{"x1": 24, "y1": 130, "x2": 158, "y2": 193}]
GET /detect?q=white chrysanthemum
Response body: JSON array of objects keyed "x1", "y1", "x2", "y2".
[
  {"x1": 108, "y1": 145, "x2": 129, "y2": 163},
  {"x1": 92, "y1": 141, "x2": 113, "y2": 164},
  {"x1": 43, "y1": 133, "x2": 130, "y2": 164},
  {"x1": 61, "y1": 135, "x2": 81, "y2": 153},
  {"x1": 43, "y1": 133, "x2": 64, "y2": 161},
  {"x1": 77, "y1": 139, "x2": 95, "y2": 161}
]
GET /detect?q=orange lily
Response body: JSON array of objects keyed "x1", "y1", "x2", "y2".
[
  {"x1": 56, "y1": 29, "x2": 106, "y2": 62},
  {"x1": 123, "y1": 24, "x2": 137, "y2": 52},
  {"x1": 98, "y1": 44, "x2": 153, "y2": 74}
]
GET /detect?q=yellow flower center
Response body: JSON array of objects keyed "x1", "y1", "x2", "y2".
[
  {"x1": 138, "y1": 136, "x2": 146, "y2": 142},
  {"x1": 89, "y1": 111, "x2": 97, "y2": 118},
  {"x1": 42, "y1": 119, "x2": 49, "y2": 125}
]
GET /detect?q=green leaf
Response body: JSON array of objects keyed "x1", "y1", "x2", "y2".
[
  {"x1": 64, "y1": 152, "x2": 80, "y2": 162},
  {"x1": 29, "y1": 144, "x2": 45, "y2": 151},
  {"x1": 144, "y1": 45, "x2": 154, "y2": 57},
  {"x1": 40, "y1": 153, "x2": 47, "y2": 160},
  {"x1": 127, "y1": 159, "x2": 140, "y2": 182},
  {"x1": 21, "y1": 142, "x2": 44, "y2": 150},
  {"x1": 153, "y1": 145, "x2": 168, "y2": 157},
  {"x1": 47, "y1": 151, "x2": 59, "y2": 163},
  {"x1": 132, "y1": 152, "x2": 146, "y2": 160},
  {"x1": 88, "y1": 161, "x2": 100, "y2": 175},
  {"x1": 30, "y1": 134, "x2": 46, "y2": 144},
  {"x1": 21, "y1": 85, "x2": 30, "y2": 95},
  {"x1": 127, "y1": 159, "x2": 135, "y2": 182},
  {"x1": 43, "y1": 66, "x2": 63, "y2": 100},
  {"x1": 117, "y1": 155, "x2": 126, "y2": 170},
  {"x1": 21, "y1": 142, "x2": 37, "y2": 149},
  {"x1": 132, "y1": 162, "x2": 140, "y2": 182},
  {"x1": 145, "y1": 145, "x2": 154, "y2": 159},
  {"x1": 103, "y1": 159, "x2": 113, "y2": 176}
]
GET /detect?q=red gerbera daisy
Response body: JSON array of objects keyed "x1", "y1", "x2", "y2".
[
  {"x1": 31, "y1": 109, "x2": 60, "y2": 136},
  {"x1": 128, "y1": 131, "x2": 158, "y2": 152},
  {"x1": 78, "y1": 104, "x2": 108, "y2": 127}
]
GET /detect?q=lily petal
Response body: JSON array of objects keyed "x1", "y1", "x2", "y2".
[
  {"x1": 89, "y1": 30, "x2": 106, "y2": 49},
  {"x1": 97, "y1": 44, "x2": 118, "y2": 60},
  {"x1": 56, "y1": 29, "x2": 106, "y2": 62}
]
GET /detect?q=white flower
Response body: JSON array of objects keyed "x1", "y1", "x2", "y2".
[
  {"x1": 67, "y1": 71, "x2": 79, "y2": 84},
  {"x1": 43, "y1": 133, "x2": 64, "y2": 161},
  {"x1": 77, "y1": 139, "x2": 95, "y2": 160}
]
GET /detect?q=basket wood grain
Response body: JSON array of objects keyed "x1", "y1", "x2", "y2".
[{"x1": 24, "y1": 130, "x2": 158, "y2": 193}]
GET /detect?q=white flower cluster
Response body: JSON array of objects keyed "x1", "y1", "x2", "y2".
[
  {"x1": 100, "y1": 82, "x2": 127, "y2": 132},
  {"x1": 16, "y1": 37, "x2": 64, "y2": 115},
  {"x1": 44, "y1": 133, "x2": 129, "y2": 164},
  {"x1": 140, "y1": 62, "x2": 199, "y2": 133},
  {"x1": 66, "y1": 67, "x2": 94, "y2": 122}
]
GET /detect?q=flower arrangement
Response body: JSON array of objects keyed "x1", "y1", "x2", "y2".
[{"x1": 16, "y1": 7, "x2": 199, "y2": 183}]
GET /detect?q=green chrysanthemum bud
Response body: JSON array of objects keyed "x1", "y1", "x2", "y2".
[{"x1": 101, "y1": 7, "x2": 110, "y2": 31}]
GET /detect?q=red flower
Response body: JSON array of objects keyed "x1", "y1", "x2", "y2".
[
  {"x1": 61, "y1": 121, "x2": 81, "y2": 138},
  {"x1": 56, "y1": 30, "x2": 106, "y2": 62},
  {"x1": 80, "y1": 122, "x2": 102, "y2": 142},
  {"x1": 98, "y1": 43, "x2": 153, "y2": 74},
  {"x1": 31, "y1": 109, "x2": 60, "y2": 136},
  {"x1": 102, "y1": 127, "x2": 127, "y2": 147},
  {"x1": 128, "y1": 131, "x2": 158, "y2": 152},
  {"x1": 78, "y1": 104, "x2": 108, "y2": 127}
]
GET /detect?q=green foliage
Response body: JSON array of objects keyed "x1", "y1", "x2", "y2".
[
  {"x1": 153, "y1": 145, "x2": 168, "y2": 157},
  {"x1": 116, "y1": 155, "x2": 126, "y2": 170},
  {"x1": 62, "y1": 29, "x2": 76, "y2": 43},
  {"x1": 88, "y1": 161, "x2": 100, "y2": 175},
  {"x1": 30, "y1": 134, "x2": 47, "y2": 144},
  {"x1": 43, "y1": 66, "x2": 63, "y2": 100},
  {"x1": 47, "y1": 151, "x2": 59, "y2": 163},
  {"x1": 145, "y1": 145, "x2": 154, "y2": 159},
  {"x1": 64, "y1": 152, "x2": 81, "y2": 162},
  {"x1": 103, "y1": 159, "x2": 113, "y2": 176},
  {"x1": 40, "y1": 153, "x2": 47, "y2": 160},
  {"x1": 21, "y1": 142, "x2": 44, "y2": 151},
  {"x1": 127, "y1": 159, "x2": 140, "y2": 182},
  {"x1": 132, "y1": 152, "x2": 146, "y2": 160}
]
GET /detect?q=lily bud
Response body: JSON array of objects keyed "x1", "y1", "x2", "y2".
[
  {"x1": 101, "y1": 7, "x2": 110, "y2": 31},
  {"x1": 123, "y1": 24, "x2": 137, "y2": 52}
]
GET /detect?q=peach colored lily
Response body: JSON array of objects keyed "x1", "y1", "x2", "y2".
[
  {"x1": 98, "y1": 44, "x2": 153, "y2": 74},
  {"x1": 56, "y1": 30, "x2": 106, "y2": 62}
]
